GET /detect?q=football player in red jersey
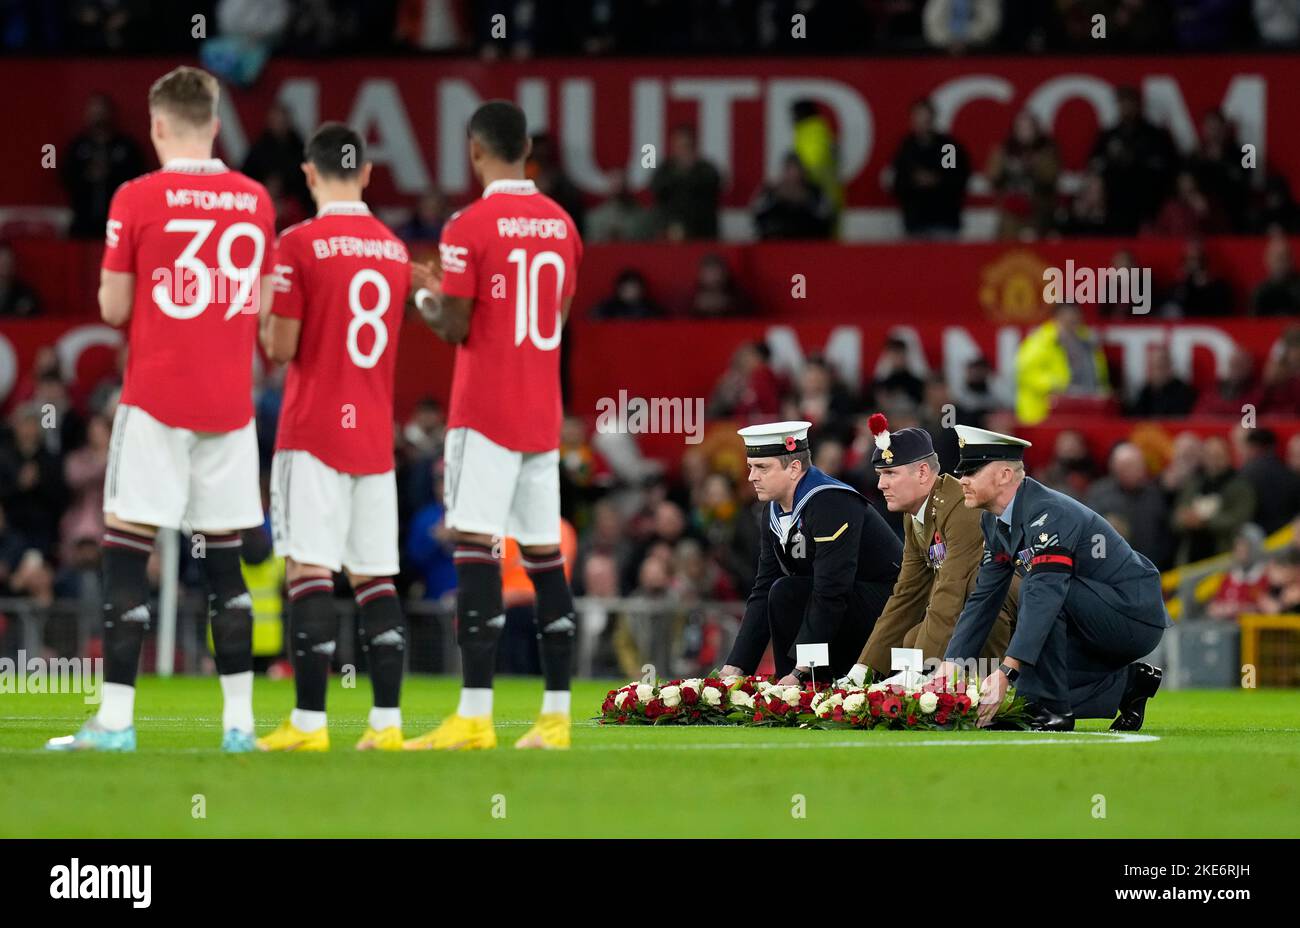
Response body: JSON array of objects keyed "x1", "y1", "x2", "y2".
[
  {"x1": 407, "y1": 101, "x2": 583, "y2": 750},
  {"x1": 47, "y1": 67, "x2": 276, "y2": 753},
  {"x1": 256, "y1": 123, "x2": 411, "y2": 752}
]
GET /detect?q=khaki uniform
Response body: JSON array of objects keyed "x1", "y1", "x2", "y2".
[{"x1": 858, "y1": 473, "x2": 1017, "y2": 674}]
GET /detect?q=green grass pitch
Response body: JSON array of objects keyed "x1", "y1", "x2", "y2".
[{"x1": 2, "y1": 676, "x2": 1297, "y2": 838}]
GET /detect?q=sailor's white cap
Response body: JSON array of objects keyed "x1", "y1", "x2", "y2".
[{"x1": 737, "y1": 421, "x2": 813, "y2": 457}]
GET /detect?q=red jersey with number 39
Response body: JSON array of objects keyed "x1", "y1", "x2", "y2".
[
  {"x1": 439, "y1": 179, "x2": 582, "y2": 452},
  {"x1": 270, "y1": 203, "x2": 410, "y2": 475},
  {"x1": 101, "y1": 159, "x2": 275, "y2": 432}
]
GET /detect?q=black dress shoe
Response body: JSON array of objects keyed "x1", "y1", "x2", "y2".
[
  {"x1": 1111, "y1": 663, "x2": 1162, "y2": 732},
  {"x1": 989, "y1": 702, "x2": 1075, "y2": 731},
  {"x1": 1025, "y1": 703, "x2": 1075, "y2": 731}
]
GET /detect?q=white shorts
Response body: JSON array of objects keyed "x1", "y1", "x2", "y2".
[
  {"x1": 270, "y1": 449, "x2": 399, "y2": 576},
  {"x1": 443, "y1": 427, "x2": 560, "y2": 546},
  {"x1": 104, "y1": 404, "x2": 263, "y2": 532}
]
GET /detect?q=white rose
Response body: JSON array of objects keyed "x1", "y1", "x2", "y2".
[
  {"x1": 830, "y1": 693, "x2": 844, "y2": 707},
  {"x1": 731, "y1": 690, "x2": 754, "y2": 709},
  {"x1": 660, "y1": 685, "x2": 681, "y2": 708},
  {"x1": 701, "y1": 686, "x2": 721, "y2": 706},
  {"x1": 683, "y1": 678, "x2": 702, "y2": 691},
  {"x1": 816, "y1": 700, "x2": 834, "y2": 717},
  {"x1": 843, "y1": 693, "x2": 866, "y2": 713},
  {"x1": 783, "y1": 686, "x2": 802, "y2": 706},
  {"x1": 614, "y1": 691, "x2": 629, "y2": 709},
  {"x1": 636, "y1": 683, "x2": 654, "y2": 702},
  {"x1": 967, "y1": 685, "x2": 981, "y2": 703},
  {"x1": 868, "y1": 683, "x2": 887, "y2": 694},
  {"x1": 918, "y1": 692, "x2": 939, "y2": 714}
]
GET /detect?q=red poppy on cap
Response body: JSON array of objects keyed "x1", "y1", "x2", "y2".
[{"x1": 784, "y1": 435, "x2": 797, "y2": 451}]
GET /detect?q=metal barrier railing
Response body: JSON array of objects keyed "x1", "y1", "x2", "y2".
[{"x1": 0, "y1": 595, "x2": 746, "y2": 680}]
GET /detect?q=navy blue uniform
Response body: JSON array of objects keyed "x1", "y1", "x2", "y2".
[
  {"x1": 727, "y1": 467, "x2": 902, "y2": 677},
  {"x1": 945, "y1": 476, "x2": 1172, "y2": 717}
]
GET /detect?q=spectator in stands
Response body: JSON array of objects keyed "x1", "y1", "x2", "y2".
[
  {"x1": 573, "y1": 499, "x2": 633, "y2": 597},
  {"x1": 527, "y1": 132, "x2": 586, "y2": 234},
  {"x1": 1160, "y1": 239, "x2": 1235, "y2": 316},
  {"x1": 68, "y1": 0, "x2": 146, "y2": 50},
  {"x1": 922, "y1": 0, "x2": 1002, "y2": 51},
  {"x1": 1161, "y1": 429, "x2": 1203, "y2": 498},
  {"x1": 1236, "y1": 427, "x2": 1300, "y2": 534},
  {"x1": 1259, "y1": 547, "x2": 1300, "y2": 614},
  {"x1": 396, "y1": 190, "x2": 449, "y2": 244},
  {"x1": 1186, "y1": 110, "x2": 1249, "y2": 229},
  {"x1": 1173, "y1": 434, "x2": 1255, "y2": 564},
  {"x1": 58, "y1": 413, "x2": 108, "y2": 564},
  {"x1": 1086, "y1": 441, "x2": 1174, "y2": 569},
  {"x1": 889, "y1": 98, "x2": 971, "y2": 238},
  {"x1": 0, "y1": 501, "x2": 54, "y2": 605},
  {"x1": 1087, "y1": 85, "x2": 1177, "y2": 234},
  {"x1": 395, "y1": 0, "x2": 472, "y2": 51},
  {"x1": 650, "y1": 125, "x2": 722, "y2": 240},
  {"x1": 1097, "y1": 249, "x2": 1140, "y2": 317},
  {"x1": 1254, "y1": 0, "x2": 1300, "y2": 47},
  {"x1": 586, "y1": 170, "x2": 655, "y2": 243},
  {"x1": 62, "y1": 92, "x2": 145, "y2": 238},
  {"x1": 242, "y1": 102, "x2": 311, "y2": 215},
  {"x1": 0, "y1": 243, "x2": 41, "y2": 317},
  {"x1": 405, "y1": 459, "x2": 457, "y2": 604},
  {"x1": 791, "y1": 100, "x2": 842, "y2": 229},
  {"x1": 689, "y1": 254, "x2": 750, "y2": 317},
  {"x1": 402, "y1": 398, "x2": 445, "y2": 459},
  {"x1": 1037, "y1": 429, "x2": 1097, "y2": 501},
  {"x1": 952, "y1": 355, "x2": 1014, "y2": 425},
  {"x1": 795, "y1": 356, "x2": 857, "y2": 435},
  {"x1": 986, "y1": 111, "x2": 1060, "y2": 240},
  {"x1": 591, "y1": 269, "x2": 666, "y2": 320},
  {"x1": 31, "y1": 372, "x2": 85, "y2": 456},
  {"x1": 1251, "y1": 234, "x2": 1300, "y2": 315},
  {"x1": 872, "y1": 336, "x2": 926, "y2": 408},
  {"x1": 1014, "y1": 302, "x2": 1109, "y2": 425},
  {"x1": 1145, "y1": 170, "x2": 1230, "y2": 237},
  {"x1": 1194, "y1": 348, "x2": 1262, "y2": 416},
  {"x1": 917, "y1": 375, "x2": 961, "y2": 472},
  {"x1": 1054, "y1": 170, "x2": 1116, "y2": 237},
  {"x1": 1205, "y1": 523, "x2": 1271, "y2": 621},
  {"x1": 752, "y1": 153, "x2": 834, "y2": 240},
  {"x1": 1128, "y1": 344, "x2": 1198, "y2": 417},
  {"x1": 0, "y1": 404, "x2": 67, "y2": 557},
  {"x1": 708, "y1": 341, "x2": 783, "y2": 420},
  {"x1": 1247, "y1": 174, "x2": 1300, "y2": 234},
  {"x1": 1259, "y1": 326, "x2": 1300, "y2": 414}
]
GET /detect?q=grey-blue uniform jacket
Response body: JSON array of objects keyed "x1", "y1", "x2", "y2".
[{"x1": 945, "y1": 476, "x2": 1172, "y2": 665}]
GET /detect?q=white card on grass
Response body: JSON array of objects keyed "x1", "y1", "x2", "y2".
[{"x1": 796, "y1": 643, "x2": 830, "y2": 668}]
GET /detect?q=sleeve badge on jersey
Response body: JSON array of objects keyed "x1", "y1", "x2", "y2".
[
  {"x1": 270, "y1": 263, "x2": 294, "y2": 293},
  {"x1": 439, "y1": 243, "x2": 469, "y2": 274}
]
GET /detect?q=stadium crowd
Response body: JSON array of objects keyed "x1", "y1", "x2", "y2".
[{"x1": 7, "y1": 1, "x2": 1298, "y2": 56}]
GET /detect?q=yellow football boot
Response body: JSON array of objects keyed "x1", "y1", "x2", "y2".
[
  {"x1": 514, "y1": 712, "x2": 571, "y2": 750},
  {"x1": 402, "y1": 714, "x2": 496, "y2": 751},
  {"x1": 355, "y1": 726, "x2": 404, "y2": 751},
  {"x1": 256, "y1": 719, "x2": 329, "y2": 752}
]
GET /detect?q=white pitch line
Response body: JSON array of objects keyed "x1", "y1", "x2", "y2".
[{"x1": 576, "y1": 731, "x2": 1161, "y2": 750}]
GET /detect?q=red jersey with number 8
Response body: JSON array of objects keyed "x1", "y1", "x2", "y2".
[
  {"x1": 439, "y1": 179, "x2": 582, "y2": 452},
  {"x1": 101, "y1": 159, "x2": 276, "y2": 433},
  {"x1": 270, "y1": 202, "x2": 410, "y2": 475}
]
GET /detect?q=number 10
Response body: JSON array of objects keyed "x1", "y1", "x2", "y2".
[{"x1": 507, "y1": 248, "x2": 564, "y2": 351}]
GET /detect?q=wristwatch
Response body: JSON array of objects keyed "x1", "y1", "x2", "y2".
[
  {"x1": 793, "y1": 667, "x2": 814, "y2": 686},
  {"x1": 998, "y1": 662, "x2": 1020, "y2": 683}
]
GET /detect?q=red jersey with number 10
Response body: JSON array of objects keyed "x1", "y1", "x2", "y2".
[
  {"x1": 270, "y1": 202, "x2": 410, "y2": 475},
  {"x1": 101, "y1": 158, "x2": 275, "y2": 433},
  {"x1": 439, "y1": 179, "x2": 582, "y2": 452}
]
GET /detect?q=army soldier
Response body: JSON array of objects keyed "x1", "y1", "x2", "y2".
[
  {"x1": 941, "y1": 425, "x2": 1170, "y2": 731},
  {"x1": 841, "y1": 414, "x2": 1016, "y2": 687},
  {"x1": 719, "y1": 422, "x2": 902, "y2": 684}
]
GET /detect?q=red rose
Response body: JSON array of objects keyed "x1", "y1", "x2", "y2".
[
  {"x1": 832, "y1": 706, "x2": 844, "y2": 721},
  {"x1": 754, "y1": 711, "x2": 764, "y2": 722},
  {"x1": 907, "y1": 714, "x2": 917, "y2": 726},
  {"x1": 867, "y1": 689, "x2": 884, "y2": 704},
  {"x1": 938, "y1": 692, "x2": 955, "y2": 709},
  {"x1": 682, "y1": 686, "x2": 699, "y2": 705},
  {"x1": 935, "y1": 708, "x2": 950, "y2": 725}
]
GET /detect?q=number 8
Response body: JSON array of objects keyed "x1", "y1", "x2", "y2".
[{"x1": 347, "y1": 269, "x2": 390, "y2": 368}]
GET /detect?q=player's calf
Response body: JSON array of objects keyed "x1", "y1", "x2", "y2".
[
  {"x1": 354, "y1": 576, "x2": 404, "y2": 739},
  {"x1": 98, "y1": 527, "x2": 155, "y2": 732},
  {"x1": 454, "y1": 542, "x2": 505, "y2": 699},
  {"x1": 521, "y1": 549, "x2": 575, "y2": 706},
  {"x1": 287, "y1": 574, "x2": 337, "y2": 724},
  {"x1": 202, "y1": 531, "x2": 256, "y2": 738}
]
